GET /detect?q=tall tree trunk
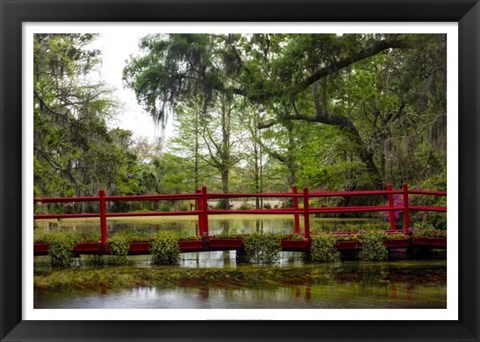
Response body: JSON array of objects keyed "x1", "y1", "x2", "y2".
[
  {"x1": 194, "y1": 108, "x2": 199, "y2": 192},
  {"x1": 220, "y1": 168, "x2": 230, "y2": 209}
]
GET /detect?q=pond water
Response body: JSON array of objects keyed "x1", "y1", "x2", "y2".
[
  {"x1": 34, "y1": 255, "x2": 446, "y2": 309},
  {"x1": 35, "y1": 215, "x2": 389, "y2": 239}
]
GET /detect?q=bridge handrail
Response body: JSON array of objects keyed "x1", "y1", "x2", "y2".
[{"x1": 34, "y1": 184, "x2": 446, "y2": 248}]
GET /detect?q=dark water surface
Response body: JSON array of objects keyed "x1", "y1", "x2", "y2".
[{"x1": 34, "y1": 257, "x2": 446, "y2": 309}]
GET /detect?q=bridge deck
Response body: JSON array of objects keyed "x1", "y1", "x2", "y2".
[{"x1": 33, "y1": 236, "x2": 446, "y2": 256}]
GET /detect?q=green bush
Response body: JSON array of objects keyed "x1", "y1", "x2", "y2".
[
  {"x1": 47, "y1": 232, "x2": 77, "y2": 267},
  {"x1": 159, "y1": 202, "x2": 172, "y2": 212},
  {"x1": 384, "y1": 232, "x2": 407, "y2": 240},
  {"x1": 150, "y1": 231, "x2": 180, "y2": 265},
  {"x1": 412, "y1": 222, "x2": 447, "y2": 238},
  {"x1": 243, "y1": 233, "x2": 281, "y2": 264},
  {"x1": 108, "y1": 234, "x2": 130, "y2": 264},
  {"x1": 358, "y1": 231, "x2": 388, "y2": 261},
  {"x1": 311, "y1": 234, "x2": 339, "y2": 262}
]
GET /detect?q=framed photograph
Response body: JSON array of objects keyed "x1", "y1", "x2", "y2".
[{"x1": 1, "y1": 0, "x2": 478, "y2": 341}]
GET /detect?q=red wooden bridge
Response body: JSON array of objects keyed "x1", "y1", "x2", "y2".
[{"x1": 33, "y1": 184, "x2": 447, "y2": 256}]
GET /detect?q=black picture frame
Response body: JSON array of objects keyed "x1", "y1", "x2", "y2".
[{"x1": 1, "y1": 0, "x2": 479, "y2": 341}]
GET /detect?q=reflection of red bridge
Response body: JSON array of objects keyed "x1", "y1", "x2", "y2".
[{"x1": 33, "y1": 184, "x2": 446, "y2": 256}]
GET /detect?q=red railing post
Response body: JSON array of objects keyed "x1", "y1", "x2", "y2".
[
  {"x1": 196, "y1": 189, "x2": 203, "y2": 236},
  {"x1": 292, "y1": 186, "x2": 300, "y2": 234},
  {"x1": 403, "y1": 183, "x2": 411, "y2": 234},
  {"x1": 99, "y1": 189, "x2": 107, "y2": 251},
  {"x1": 387, "y1": 184, "x2": 396, "y2": 231},
  {"x1": 201, "y1": 186, "x2": 209, "y2": 237},
  {"x1": 303, "y1": 187, "x2": 310, "y2": 239}
]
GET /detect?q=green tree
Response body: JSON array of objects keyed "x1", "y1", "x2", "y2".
[
  {"x1": 124, "y1": 33, "x2": 446, "y2": 196},
  {"x1": 34, "y1": 34, "x2": 152, "y2": 208}
]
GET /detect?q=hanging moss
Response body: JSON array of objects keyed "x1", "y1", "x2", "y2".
[
  {"x1": 243, "y1": 233, "x2": 281, "y2": 264},
  {"x1": 358, "y1": 231, "x2": 388, "y2": 261},
  {"x1": 150, "y1": 231, "x2": 180, "y2": 265},
  {"x1": 311, "y1": 234, "x2": 339, "y2": 262}
]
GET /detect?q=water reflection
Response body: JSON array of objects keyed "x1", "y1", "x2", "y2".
[{"x1": 34, "y1": 260, "x2": 446, "y2": 309}]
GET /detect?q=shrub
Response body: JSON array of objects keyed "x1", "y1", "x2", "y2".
[
  {"x1": 384, "y1": 232, "x2": 407, "y2": 240},
  {"x1": 243, "y1": 233, "x2": 281, "y2": 264},
  {"x1": 108, "y1": 234, "x2": 130, "y2": 264},
  {"x1": 311, "y1": 234, "x2": 339, "y2": 262},
  {"x1": 159, "y1": 202, "x2": 172, "y2": 212},
  {"x1": 150, "y1": 231, "x2": 180, "y2": 265},
  {"x1": 47, "y1": 232, "x2": 77, "y2": 267},
  {"x1": 212, "y1": 230, "x2": 243, "y2": 239},
  {"x1": 334, "y1": 234, "x2": 359, "y2": 242},
  {"x1": 412, "y1": 222, "x2": 447, "y2": 238},
  {"x1": 358, "y1": 231, "x2": 388, "y2": 261}
]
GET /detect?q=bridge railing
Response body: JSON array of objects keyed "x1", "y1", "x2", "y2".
[{"x1": 34, "y1": 184, "x2": 446, "y2": 249}]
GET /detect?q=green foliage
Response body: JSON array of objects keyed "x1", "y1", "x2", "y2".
[
  {"x1": 358, "y1": 231, "x2": 388, "y2": 261},
  {"x1": 311, "y1": 234, "x2": 339, "y2": 262},
  {"x1": 179, "y1": 235, "x2": 202, "y2": 241},
  {"x1": 150, "y1": 232, "x2": 180, "y2": 265},
  {"x1": 34, "y1": 230, "x2": 100, "y2": 244},
  {"x1": 46, "y1": 232, "x2": 77, "y2": 267},
  {"x1": 243, "y1": 233, "x2": 281, "y2": 264},
  {"x1": 384, "y1": 232, "x2": 407, "y2": 240},
  {"x1": 212, "y1": 232, "x2": 243, "y2": 239},
  {"x1": 413, "y1": 222, "x2": 447, "y2": 238},
  {"x1": 107, "y1": 234, "x2": 130, "y2": 264},
  {"x1": 411, "y1": 171, "x2": 447, "y2": 230},
  {"x1": 35, "y1": 33, "x2": 446, "y2": 223},
  {"x1": 334, "y1": 234, "x2": 360, "y2": 242},
  {"x1": 34, "y1": 34, "x2": 156, "y2": 204}
]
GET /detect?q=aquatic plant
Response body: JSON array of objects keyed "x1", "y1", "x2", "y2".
[
  {"x1": 310, "y1": 234, "x2": 339, "y2": 262},
  {"x1": 358, "y1": 231, "x2": 388, "y2": 261},
  {"x1": 107, "y1": 234, "x2": 130, "y2": 264},
  {"x1": 243, "y1": 233, "x2": 281, "y2": 264},
  {"x1": 46, "y1": 232, "x2": 77, "y2": 267},
  {"x1": 150, "y1": 231, "x2": 180, "y2": 265}
]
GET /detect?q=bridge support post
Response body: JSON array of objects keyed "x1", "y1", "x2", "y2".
[
  {"x1": 303, "y1": 188, "x2": 310, "y2": 239},
  {"x1": 387, "y1": 184, "x2": 396, "y2": 231},
  {"x1": 293, "y1": 186, "x2": 300, "y2": 234},
  {"x1": 201, "y1": 186, "x2": 209, "y2": 237},
  {"x1": 99, "y1": 189, "x2": 107, "y2": 252},
  {"x1": 196, "y1": 189, "x2": 203, "y2": 236},
  {"x1": 403, "y1": 183, "x2": 411, "y2": 235}
]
